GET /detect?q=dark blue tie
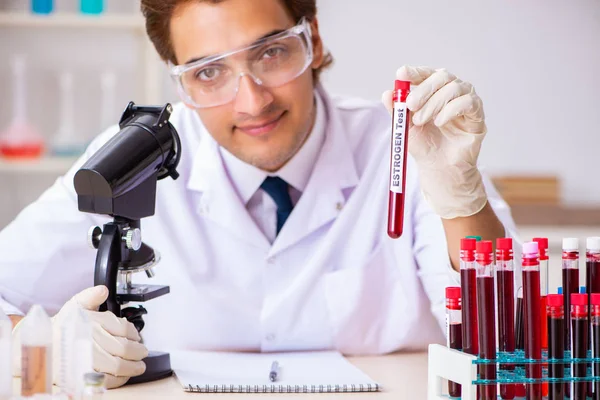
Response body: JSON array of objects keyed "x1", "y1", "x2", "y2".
[{"x1": 260, "y1": 176, "x2": 294, "y2": 235}]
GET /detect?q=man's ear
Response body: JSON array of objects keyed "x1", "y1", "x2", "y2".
[{"x1": 309, "y1": 17, "x2": 325, "y2": 70}]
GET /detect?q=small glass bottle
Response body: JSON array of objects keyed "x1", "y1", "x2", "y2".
[
  {"x1": 59, "y1": 305, "x2": 93, "y2": 399},
  {"x1": 20, "y1": 305, "x2": 52, "y2": 397},
  {"x1": 82, "y1": 372, "x2": 106, "y2": 399}
]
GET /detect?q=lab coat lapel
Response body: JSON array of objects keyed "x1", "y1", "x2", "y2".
[
  {"x1": 186, "y1": 134, "x2": 270, "y2": 250},
  {"x1": 268, "y1": 86, "x2": 359, "y2": 256}
]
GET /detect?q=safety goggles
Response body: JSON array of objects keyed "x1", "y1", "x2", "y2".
[{"x1": 169, "y1": 18, "x2": 314, "y2": 109}]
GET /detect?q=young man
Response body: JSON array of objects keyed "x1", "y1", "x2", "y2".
[{"x1": 0, "y1": 0, "x2": 518, "y2": 388}]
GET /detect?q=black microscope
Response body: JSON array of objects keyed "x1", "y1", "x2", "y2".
[{"x1": 73, "y1": 102, "x2": 181, "y2": 384}]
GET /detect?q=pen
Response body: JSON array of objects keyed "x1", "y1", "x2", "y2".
[{"x1": 269, "y1": 361, "x2": 280, "y2": 382}]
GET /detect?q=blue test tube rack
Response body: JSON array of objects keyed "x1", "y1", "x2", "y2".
[{"x1": 428, "y1": 344, "x2": 600, "y2": 399}]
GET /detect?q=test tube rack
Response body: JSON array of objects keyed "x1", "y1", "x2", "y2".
[{"x1": 428, "y1": 344, "x2": 600, "y2": 399}]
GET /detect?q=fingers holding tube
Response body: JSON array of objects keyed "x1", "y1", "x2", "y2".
[
  {"x1": 412, "y1": 79, "x2": 472, "y2": 126},
  {"x1": 395, "y1": 65, "x2": 437, "y2": 86},
  {"x1": 434, "y1": 90, "x2": 485, "y2": 131},
  {"x1": 406, "y1": 69, "x2": 457, "y2": 115}
]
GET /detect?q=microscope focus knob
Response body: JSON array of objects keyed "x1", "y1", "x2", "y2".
[
  {"x1": 124, "y1": 228, "x2": 142, "y2": 251},
  {"x1": 88, "y1": 226, "x2": 102, "y2": 249}
]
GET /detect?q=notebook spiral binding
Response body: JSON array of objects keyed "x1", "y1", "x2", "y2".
[{"x1": 185, "y1": 383, "x2": 380, "y2": 393}]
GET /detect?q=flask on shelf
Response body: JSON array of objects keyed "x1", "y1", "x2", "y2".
[
  {"x1": 0, "y1": 55, "x2": 45, "y2": 160},
  {"x1": 52, "y1": 71, "x2": 86, "y2": 157}
]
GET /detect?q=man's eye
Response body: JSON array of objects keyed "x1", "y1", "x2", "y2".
[
  {"x1": 196, "y1": 67, "x2": 221, "y2": 81},
  {"x1": 262, "y1": 47, "x2": 286, "y2": 59}
]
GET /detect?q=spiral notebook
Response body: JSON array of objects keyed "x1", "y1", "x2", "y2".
[{"x1": 171, "y1": 350, "x2": 380, "y2": 393}]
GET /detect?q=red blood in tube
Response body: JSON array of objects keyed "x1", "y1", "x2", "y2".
[{"x1": 387, "y1": 80, "x2": 410, "y2": 238}]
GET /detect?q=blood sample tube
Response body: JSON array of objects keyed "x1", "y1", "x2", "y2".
[
  {"x1": 589, "y1": 239, "x2": 600, "y2": 400},
  {"x1": 476, "y1": 240, "x2": 496, "y2": 400},
  {"x1": 591, "y1": 293, "x2": 600, "y2": 400},
  {"x1": 547, "y1": 294, "x2": 565, "y2": 400},
  {"x1": 562, "y1": 238, "x2": 579, "y2": 398},
  {"x1": 522, "y1": 241, "x2": 542, "y2": 399},
  {"x1": 516, "y1": 286, "x2": 524, "y2": 351},
  {"x1": 533, "y1": 238, "x2": 549, "y2": 350},
  {"x1": 446, "y1": 287, "x2": 462, "y2": 398},
  {"x1": 387, "y1": 80, "x2": 410, "y2": 239},
  {"x1": 460, "y1": 238, "x2": 478, "y2": 357},
  {"x1": 588, "y1": 238, "x2": 600, "y2": 299},
  {"x1": 532, "y1": 237, "x2": 549, "y2": 398},
  {"x1": 515, "y1": 286, "x2": 527, "y2": 398},
  {"x1": 496, "y1": 238, "x2": 515, "y2": 399},
  {"x1": 571, "y1": 293, "x2": 589, "y2": 400}
]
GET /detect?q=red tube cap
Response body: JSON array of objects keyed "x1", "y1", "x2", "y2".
[
  {"x1": 461, "y1": 238, "x2": 476, "y2": 251},
  {"x1": 591, "y1": 293, "x2": 600, "y2": 306},
  {"x1": 476, "y1": 240, "x2": 493, "y2": 254},
  {"x1": 547, "y1": 294, "x2": 564, "y2": 307},
  {"x1": 496, "y1": 238, "x2": 513, "y2": 251},
  {"x1": 533, "y1": 237, "x2": 549, "y2": 249},
  {"x1": 446, "y1": 287, "x2": 461, "y2": 299},
  {"x1": 571, "y1": 293, "x2": 588, "y2": 306},
  {"x1": 395, "y1": 80, "x2": 411, "y2": 91}
]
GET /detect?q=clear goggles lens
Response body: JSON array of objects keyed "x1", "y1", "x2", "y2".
[{"x1": 170, "y1": 18, "x2": 313, "y2": 109}]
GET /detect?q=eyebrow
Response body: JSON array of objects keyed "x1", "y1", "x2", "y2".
[{"x1": 183, "y1": 28, "x2": 287, "y2": 66}]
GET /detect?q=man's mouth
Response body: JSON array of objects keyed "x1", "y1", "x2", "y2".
[{"x1": 235, "y1": 112, "x2": 285, "y2": 137}]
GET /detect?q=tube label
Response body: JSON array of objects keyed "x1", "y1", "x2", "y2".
[{"x1": 389, "y1": 101, "x2": 407, "y2": 194}]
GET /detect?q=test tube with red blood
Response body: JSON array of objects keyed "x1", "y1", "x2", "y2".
[{"x1": 387, "y1": 80, "x2": 410, "y2": 238}]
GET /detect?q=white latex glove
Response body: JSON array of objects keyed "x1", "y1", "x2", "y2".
[
  {"x1": 13, "y1": 286, "x2": 148, "y2": 389},
  {"x1": 382, "y1": 65, "x2": 488, "y2": 219}
]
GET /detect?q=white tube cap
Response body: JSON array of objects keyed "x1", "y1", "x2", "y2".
[
  {"x1": 523, "y1": 241, "x2": 539, "y2": 255},
  {"x1": 563, "y1": 238, "x2": 579, "y2": 251},
  {"x1": 587, "y1": 237, "x2": 600, "y2": 251}
]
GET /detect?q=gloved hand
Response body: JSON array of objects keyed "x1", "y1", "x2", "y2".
[
  {"x1": 382, "y1": 65, "x2": 488, "y2": 219},
  {"x1": 12, "y1": 285, "x2": 148, "y2": 389}
]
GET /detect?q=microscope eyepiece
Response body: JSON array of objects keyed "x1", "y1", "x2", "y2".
[{"x1": 74, "y1": 102, "x2": 181, "y2": 220}]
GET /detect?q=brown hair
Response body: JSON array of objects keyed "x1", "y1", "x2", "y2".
[{"x1": 140, "y1": 0, "x2": 333, "y2": 81}]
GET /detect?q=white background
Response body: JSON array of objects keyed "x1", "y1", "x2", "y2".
[{"x1": 316, "y1": 0, "x2": 600, "y2": 205}]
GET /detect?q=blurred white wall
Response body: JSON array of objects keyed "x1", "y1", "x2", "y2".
[{"x1": 316, "y1": 0, "x2": 600, "y2": 205}]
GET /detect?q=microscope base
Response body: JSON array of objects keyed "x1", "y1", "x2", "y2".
[{"x1": 126, "y1": 351, "x2": 172, "y2": 385}]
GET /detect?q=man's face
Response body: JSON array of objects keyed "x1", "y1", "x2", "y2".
[{"x1": 170, "y1": 0, "x2": 324, "y2": 172}]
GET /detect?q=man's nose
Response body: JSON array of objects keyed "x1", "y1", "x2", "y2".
[{"x1": 233, "y1": 74, "x2": 274, "y2": 116}]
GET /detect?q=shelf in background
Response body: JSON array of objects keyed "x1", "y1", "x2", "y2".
[
  {"x1": 511, "y1": 204, "x2": 600, "y2": 226},
  {"x1": 0, "y1": 12, "x2": 144, "y2": 30},
  {"x1": 0, "y1": 156, "x2": 78, "y2": 173}
]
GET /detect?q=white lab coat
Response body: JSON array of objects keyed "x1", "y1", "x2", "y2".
[{"x1": 0, "y1": 85, "x2": 520, "y2": 355}]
